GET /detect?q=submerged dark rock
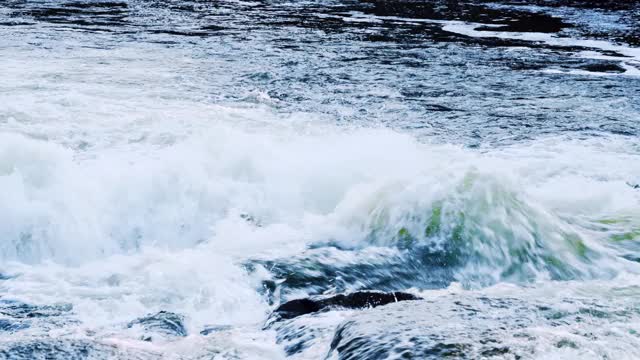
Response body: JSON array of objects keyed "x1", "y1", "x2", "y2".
[
  {"x1": 326, "y1": 294, "x2": 638, "y2": 359},
  {"x1": 128, "y1": 311, "x2": 187, "y2": 340},
  {"x1": 200, "y1": 324, "x2": 232, "y2": 336},
  {"x1": 272, "y1": 311, "x2": 350, "y2": 356},
  {"x1": 250, "y1": 246, "x2": 454, "y2": 303},
  {"x1": 579, "y1": 62, "x2": 627, "y2": 73},
  {"x1": 267, "y1": 291, "x2": 420, "y2": 356},
  {"x1": 0, "y1": 319, "x2": 29, "y2": 333},
  {"x1": 0, "y1": 339, "x2": 107, "y2": 360},
  {"x1": 0, "y1": 339, "x2": 155, "y2": 359},
  {"x1": 0, "y1": 300, "x2": 73, "y2": 335},
  {"x1": 0, "y1": 300, "x2": 72, "y2": 319},
  {"x1": 269, "y1": 291, "x2": 420, "y2": 324}
]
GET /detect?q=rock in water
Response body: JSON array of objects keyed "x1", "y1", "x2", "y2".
[
  {"x1": 127, "y1": 311, "x2": 187, "y2": 340},
  {"x1": 266, "y1": 291, "x2": 420, "y2": 356},
  {"x1": 327, "y1": 294, "x2": 639, "y2": 359},
  {"x1": 0, "y1": 339, "x2": 157, "y2": 359},
  {"x1": 269, "y1": 291, "x2": 420, "y2": 324},
  {"x1": 0, "y1": 300, "x2": 73, "y2": 335},
  {"x1": 579, "y1": 62, "x2": 626, "y2": 73},
  {"x1": 200, "y1": 324, "x2": 233, "y2": 336}
]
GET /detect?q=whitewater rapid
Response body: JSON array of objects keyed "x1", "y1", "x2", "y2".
[
  {"x1": 1, "y1": 0, "x2": 640, "y2": 358},
  {"x1": 2, "y1": 120, "x2": 640, "y2": 357}
]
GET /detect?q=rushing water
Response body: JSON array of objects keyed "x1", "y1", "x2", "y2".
[{"x1": 0, "y1": 1, "x2": 639, "y2": 359}]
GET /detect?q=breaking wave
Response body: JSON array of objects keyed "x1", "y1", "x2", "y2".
[{"x1": 1, "y1": 121, "x2": 639, "y2": 288}]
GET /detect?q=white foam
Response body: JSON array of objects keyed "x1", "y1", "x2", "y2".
[
  {"x1": 440, "y1": 22, "x2": 640, "y2": 76},
  {"x1": 1, "y1": 127, "x2": 638, "y2": 263},
  {"x1": 1, "y1": 46, "x2": 639, "y2": 351},
  {"x1": 1, "y1": 11, "x2": 640, "y2": 358},
  {"x1": 441, "y1": 22, "x2": 640, "y2": 58},
  {"x1": 332, "y1": 12, "x2": 640, "y2": 77}
]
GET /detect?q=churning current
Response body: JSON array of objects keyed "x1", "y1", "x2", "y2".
[{"x1": 0, "y1": 1, "x2": 640, "y2": 359}]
